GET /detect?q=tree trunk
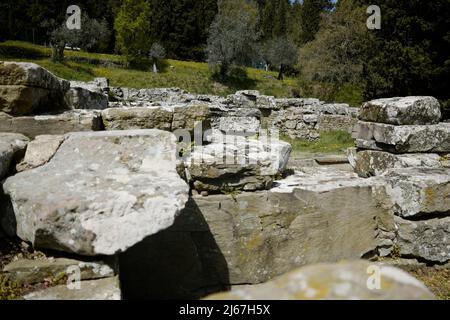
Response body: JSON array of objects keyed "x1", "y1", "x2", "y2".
[
  {"x1": 277, "y1": 64, "x2": 284, "y2": 81},
  {"x1": 52, "y1": 45, "x2": 65, "y2": 62},
  {"x1": 153, "y1": 62, "x2": 158, "y2": 73}
]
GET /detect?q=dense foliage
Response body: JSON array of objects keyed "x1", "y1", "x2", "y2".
[{"x1": 1, "y1": 0, "x2": 448, "y2": 109}]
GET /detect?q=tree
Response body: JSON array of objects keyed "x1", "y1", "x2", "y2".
[
  {"x1": 49, "y1": 13, "x2": 111, "y2": 62},
  {"x1": 206, "y1": 0, "x2": 260, "y2": 79},
  {"x1": 263, "y1": 37, "x2": 298, "y2": 80},
  {"x1": 356, "y1": 0, "x2": 450, "y2": 105},
  {"x1": 114, "y1": 0, "x2": 153, "y2": 59},
  {"x1": 300, "y1": 0, "x2": 333, "y2": 44},
  {"x1": 148, "y1": 43, "x2": 166, "y2": 73}
]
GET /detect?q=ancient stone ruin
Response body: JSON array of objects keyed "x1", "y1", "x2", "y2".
[{"x1": 0, "y1": 62, "x2": 448, "y2": 300}]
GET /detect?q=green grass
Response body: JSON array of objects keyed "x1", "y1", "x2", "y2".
[
  {"x1": 0, "y1": 41, "x2": 296, "y2": 97},
  {"x1": 282, "y1": 131, "x2": 354, "y2": 155}
]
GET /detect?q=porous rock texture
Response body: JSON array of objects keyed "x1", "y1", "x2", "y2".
[
  {"x1": 204, "y1": 260, "x2": 436, "y2": 300},
  {"x1": 3, "y1": 130, "x2": 189, "y2": 256}
]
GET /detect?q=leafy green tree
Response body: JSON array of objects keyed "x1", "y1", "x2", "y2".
[
  {"x1": 206, "y1": 0, "x2": 260, "y2": 79},
  {"x1": 300, "y1": 0, "x2": 333, "y2": 44},
  {"x1": 114, "y1": 0, "x2": 153, "y2": 59},
  {"x1": 356, "y1": 0, "x2": 450, "y2": 105},
  {"x1": 263, "y1": 36, "x2": 298, "y2": 80}
]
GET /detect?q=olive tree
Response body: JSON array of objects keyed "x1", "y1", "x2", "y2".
[{"x1": 263, "y1": 37, "x2": 298, "y2": 80}]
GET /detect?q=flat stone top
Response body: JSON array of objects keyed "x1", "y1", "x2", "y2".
[
  {"x1": 359, "y1": 96, "x2": 441, "y2": 125},
  {"x1": 4, "y1": 129, "x2": 189, "y2": 256},
  {"x1": 271, "y1": 167, "x2": 382, "y2": 193}
]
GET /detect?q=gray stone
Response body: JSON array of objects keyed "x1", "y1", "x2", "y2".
[
  {"x1": 359, "y1": 96, "x2": 441, "y2": 125},
  {"x1": 218, "y1": 116, "x2": 260, "y2": 133},
  {"x1": 102, "y1": 106, "x2": 173, "y2": 131},
  {"x1": 16, "y1": 135, "x2": 65, "y2": 172},
  {"x1": 119, "y1": 168, "x2": 393, "y2": 298},
  {"x1": 354, "y1": 150, "x2": 443, "y2": 177},
  {"x1": 3, "y1": 130, "x2": 189, "y2": 255},
  {"x1": 0, "y1": 110, "x2": 103, "y2": 139},
  {"x1": 204, "y1": 260, "x2": 435, "y2": 300},
  {"x1": 354, "y1": 121, "x2": 450, "y2": 153},
  {"x1": 3, "y1": 257, "x2": 117, "y2": 285},
  {"x1": 65, "y1": 87, "x2": 109, "y2": 110},
  {"x1": 395, "y1": 216, "x2": 450, "y2": 264},
  {"x1": 0, "y1": 133, "x2": 29, "y2": 179},
  {"x1": 24, "y1": 276, "x2": 121, "y2": 300},
  {"x1": 172, "y1": 104, "x2": 211, "y2": 133},
  {"x1": 381, "y1": 167, "x2": 450, "y2": 218},
  {"x1": 184, "y1": 136, "x2": 291, "y2": 192},
  {"x1": 0, "y1": 62, "x2": 69, "y2": 116}
]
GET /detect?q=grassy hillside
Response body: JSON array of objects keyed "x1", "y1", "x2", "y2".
[{"x1": 0, "y1": 41, "x2": 296, "y2": 97}]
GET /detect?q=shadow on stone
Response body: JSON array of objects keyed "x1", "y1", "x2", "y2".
[{"x1": 118, "y1": 198, "x2": 230, "y2": 299}]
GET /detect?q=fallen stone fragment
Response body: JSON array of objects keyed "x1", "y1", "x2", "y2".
[
  {"x1": 102, "y1": 106, "x2": 173, "y2": 131},
  {"x1": 16, "y1": 135, "x2": 65, "y2": 172},
  {"x1": 24, "y1": 276, "x2": 121, "y2": 300},
  {"x1": 204, "y1": 260, "x2": 435, "y2": 300},
  {"x1": 3, "y1": 130, "x2": 190, "y2": 256},
  {"x1": 3, "y1": 257, "x2": 117, "y2": 285},
  {"x1": 359, "y1": 96, "x2": 441, "y2": 125}
]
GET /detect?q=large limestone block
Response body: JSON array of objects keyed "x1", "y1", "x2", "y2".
[
  {"x1": 359, "y1": 96, "x2": 441, "y2": 125},
  {"x1": 382, "y1": 167, "x2": 450, "y2": 218},
  {"x1": 395, "y1": 216, "x2": 450, "y2": 264},
  {"x1": 24, "y1": 276, "x2": 121, "y2": 300},
  {"x1": 0, "y1": 62, "x2": 70, "y2": 116},
  {"x1": 185, "y1": 136, "x2": 291, "y2": 192},
  {"x1": 0, "y1": 132, "x2": 29, "y2": 179},
  {"x1": 102, "y1": 106, "x2": 173, "y2": 131},
  {"x1": 205, "y1": 261, "x2": 435, "y2": 300},
  {"x1": 354, "y1": 121, "x2": 450, "y2": 153},
  {"x1": 0, "y1": 61, "x2": 68, "y2": 90},
  {"x1": 3, "y1": 130, "x2": 189, "y2": 255},
  {"x1": 119, "y1": 168, "x2": 393, "y2": 299},
  {"x1": 218, "y1": 117, "x2": 261, "y2": 133},
  {"x1": 0, "y1": 110, "x2": 103, "y2": 139},
  {"x1": 354, "y1": 150, "x2": 443, "y2": 177}
]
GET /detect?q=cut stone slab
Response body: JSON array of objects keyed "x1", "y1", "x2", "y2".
[
  {"x1": 65, "y1": 87, "x2": 108, "y2": 110},
  {"x1": 16, "y1": 135, "x2": 65, "y2": 172},
  {"x1": 204, "y1": 260, "x2": 435, "y2": 300},
  {"x1": 185, "y1": 135, "x2": 291, "y2": 192},
  {"x1": 355, "y1": 150, "x2": 443, "y2": 177},
  {"x1": 24, "y1": 276, "x2": 121, "y2": 300},
  {"x1": 359, "y1": 96, "x2": 441, "y2": 125},
  {"x1": 3, "y1": 257, "x2": 117, "y2": 285},
  {"x1": 3, "y1": 130, "x2": 190, "y2": 256},
  {"x1": 0, "y1": 62, "x2": 70, "y2": 116},
  {"x1": 354, "y1": 121, "x2": 450, "y2": 153},
  {"x1": 119, "y1": 167, "x2": 394, "y2": 298},
  {"x1": 102, "y1": 107, "x2": 173, "y2": 131},
  {"x1": 381, "y1": 167, "x2": 450, "y2": 218},
  {"x1": 0, "y1": 132, "x2": 29, "y2": 179},
  {"x1": 172, "y1": 104, "x2": 211, "y2": 133},
  {"x1": 395, "y1": 216, "x2": 450, "y2": 264},
  {"x1": 0, "y1": 110, "x2": 103, "y2": 139}
]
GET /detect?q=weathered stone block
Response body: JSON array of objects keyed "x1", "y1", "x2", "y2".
[{"x1": 359, "y1": 96, "x2": 441, "y2": 125}]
